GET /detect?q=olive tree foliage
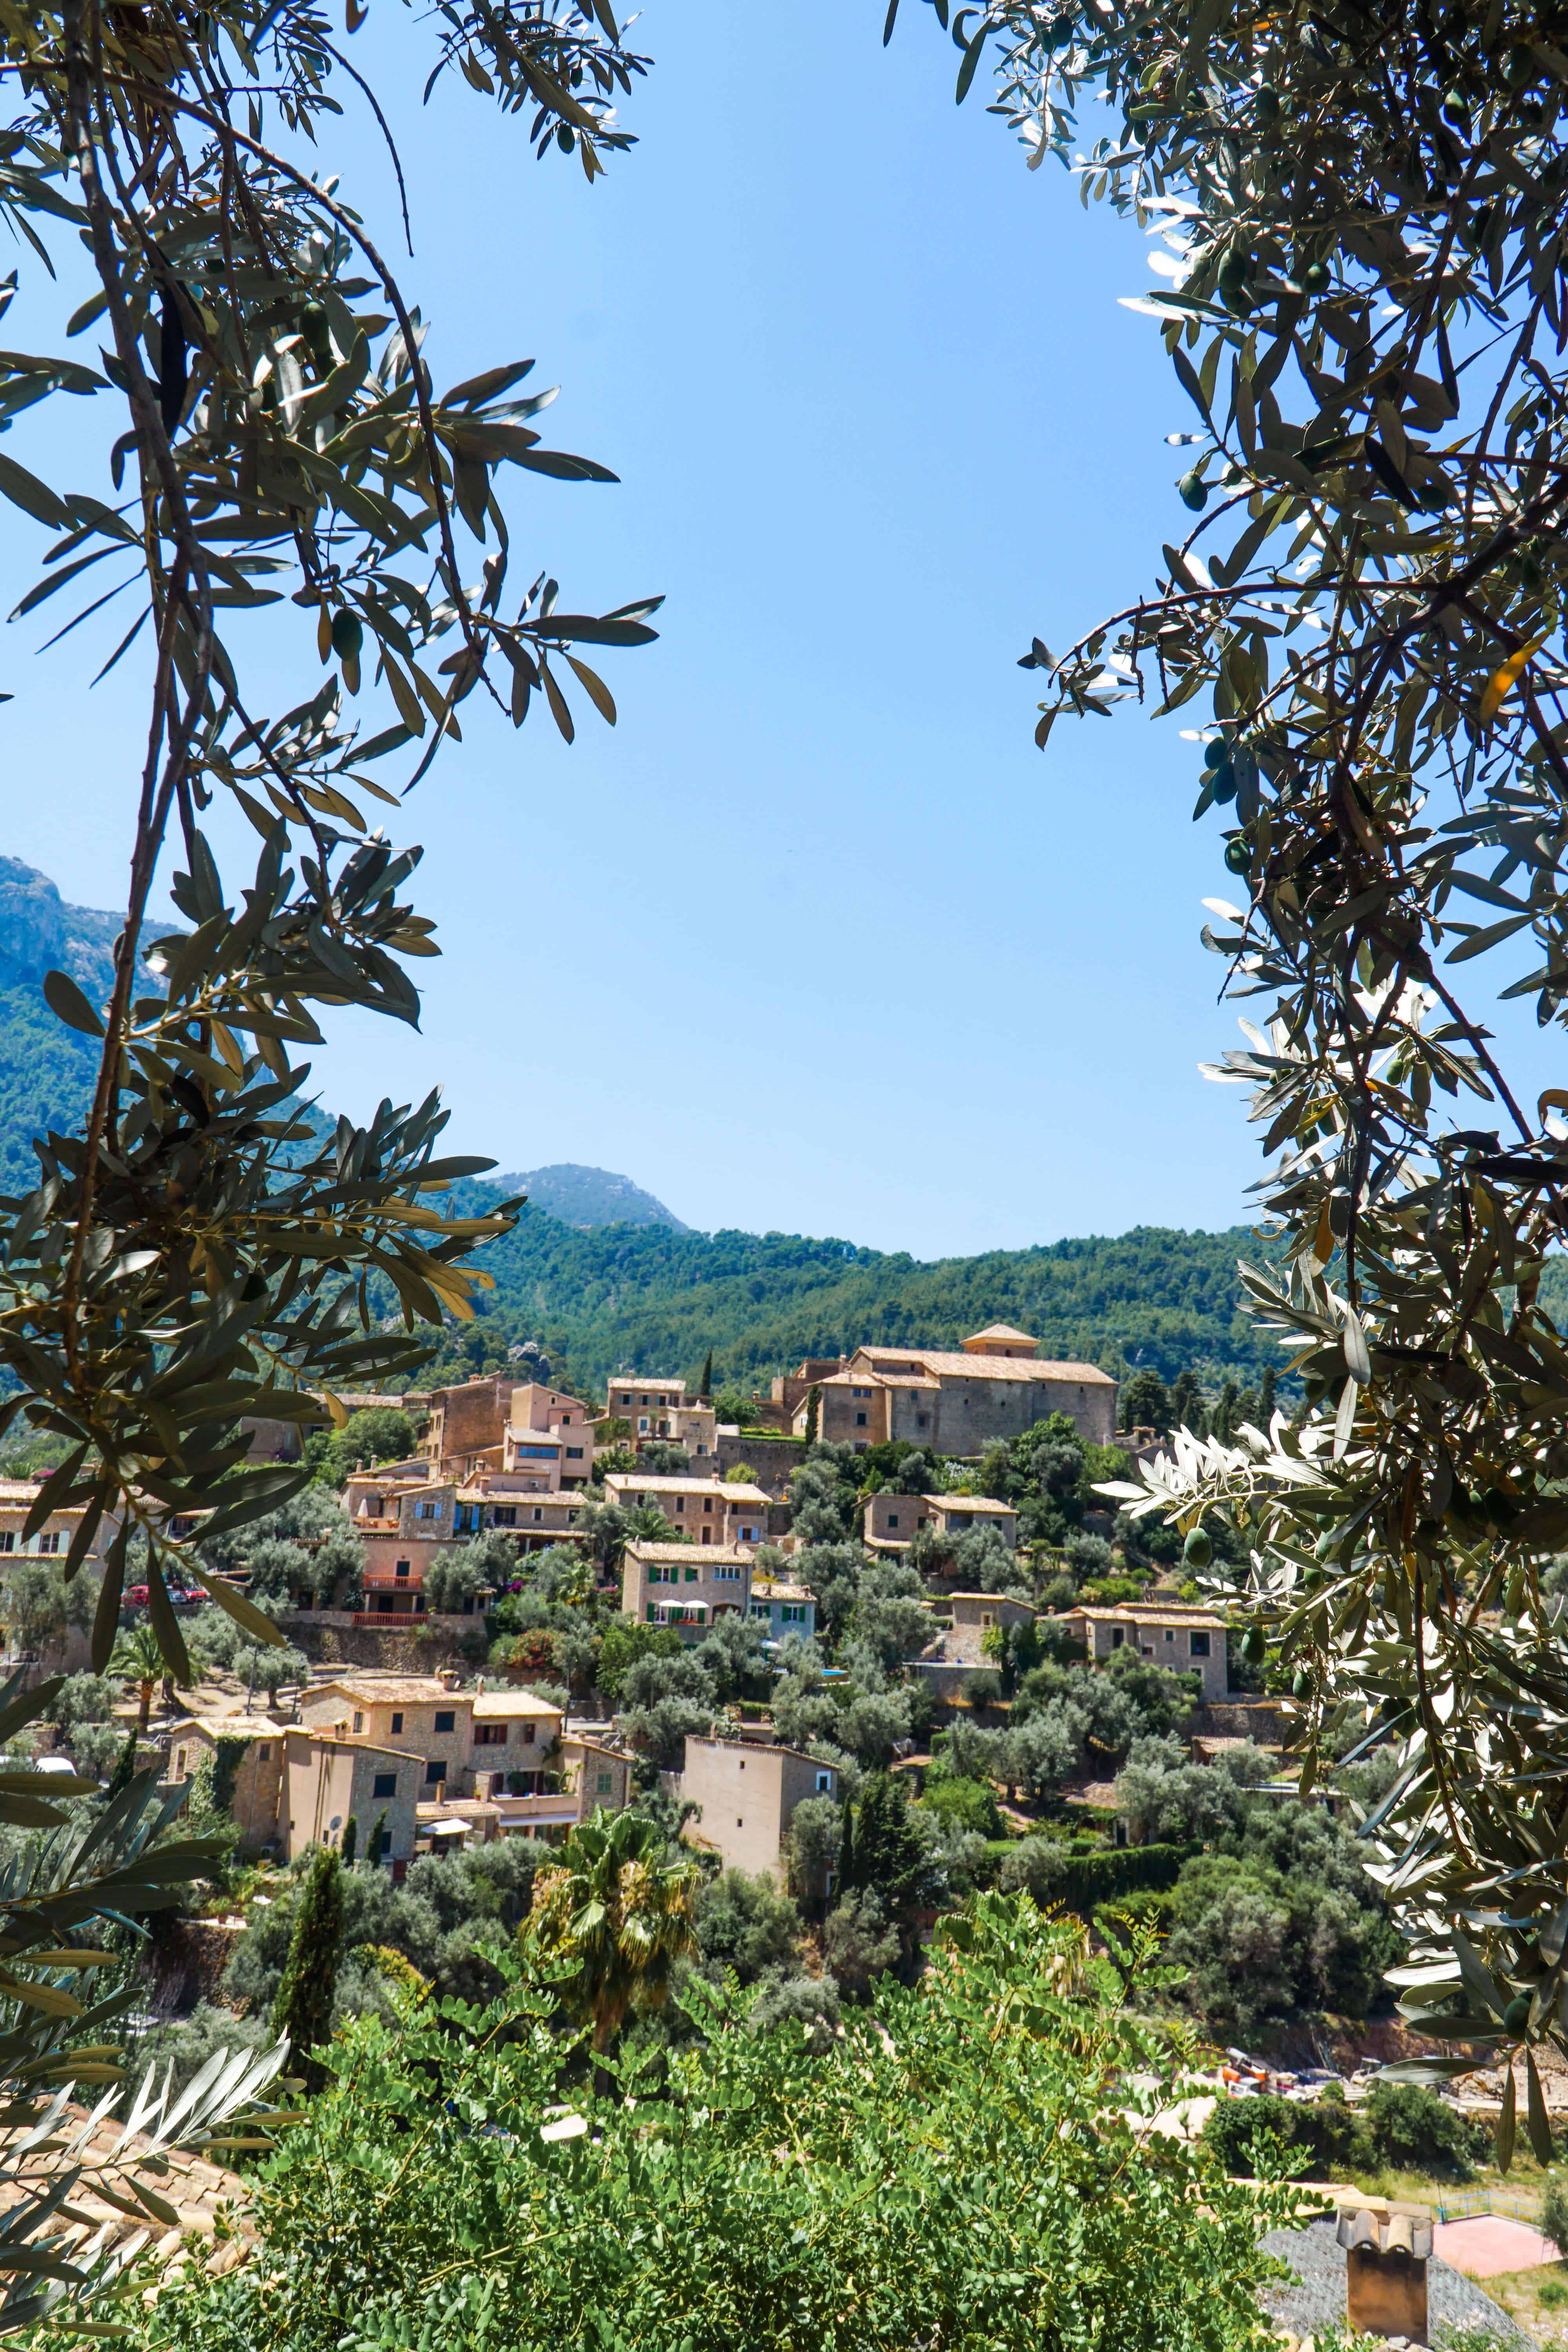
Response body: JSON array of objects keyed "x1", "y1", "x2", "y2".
[
  {"x1": 895, "y1": 0, "x2": 1568, "y2": 2145},
  {"x1": 0, "y1": 1667, "x2": 291, "y2": 2336},
  {"x1": 0, "y1": 0, "x2": 660, "y2": 1684}
]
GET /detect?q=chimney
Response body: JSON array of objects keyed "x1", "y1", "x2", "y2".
[
  {"x1": 1339, "y1": 2202, "x2": 1431, "y2": 2343},
  {"x1": 439, "y1": 1668, "x2": 461, "y2": 1691}
]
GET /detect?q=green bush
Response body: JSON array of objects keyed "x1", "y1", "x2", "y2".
[
  {"x1": 1362, "y1": 2080, "x2": 1480, "y2": 2180},
  {"x1": 129, "y1": 1893, "x2": 1303, "y2": 2352},
  {"x1": 1204, "y1": 2080, "x2": 1481, "y2": 2183},
  {"x1": 1203, "y1": 2087, "x2": 1372, "y2": 2180},
  {"x1": 1055, "y1": 1842, "x2": 1189, "y2": 1917},
  {"x1": 920, "y1": 1777, "x2": 1005, "y2": 1840},
  {"x1": 1542, "y1": 2170, "x2": 1568, "y2": 2254}
]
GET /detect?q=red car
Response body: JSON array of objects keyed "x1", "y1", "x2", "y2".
[{"x1": 125, "y1": 1585, "x2": 151, "y2": 1607}]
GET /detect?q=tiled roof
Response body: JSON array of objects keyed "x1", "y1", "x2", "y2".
[
  {"x1": 164, "y1": 1713, "x2": 287, "y2": 1740},
  {"x1": 624, "y1": 1541, "x2": 753, "y2": 1566},
  {"x1": 935, "y1": 1494, "x2": 1017, "y2": 1515},
  {"x1": 1068, "y1": 1606, "x2": 1223, "y2": 1630},
  {"x1": 750, "y1": 1579, "x2": 812, "y2": 1601},
  {"x1": 303, "y1": 1675, "x2": 464, "y2": 1705},
  {"x1": 853, "y1": 1348, "x2": 1113, "y2": 1385},
  {"x1": 605, "y1": 1474, "x2": 770, "y2": 1504},
  {"x1": 472, "y1": 1689, "x2": 564, "y2": 1721},
  {"x1": 964, "y1": 1323, "x2": 1038, "y2": 1344}
]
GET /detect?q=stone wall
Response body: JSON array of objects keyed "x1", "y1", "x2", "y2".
[{"x1": 713, "y1": 1432, "x2": 809, "y2": 1498}]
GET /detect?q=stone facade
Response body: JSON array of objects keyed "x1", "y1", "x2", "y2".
[
  {"x1": 1062, "y1": 1602, "x2": 1229, "y2": 1701},
  {"x1": 603, "y1": 1473, "x2": 770, "y2": 1548},
  {"x1": 621, "y1": 1542, "x2": 752, "y2": 1635},
  {"x1": 164, "y1": 1715, "x2": 287, "y2": 1850},
  {"x1": 786, "y1": 1329, "x2": 1117, "y2": 1455}
]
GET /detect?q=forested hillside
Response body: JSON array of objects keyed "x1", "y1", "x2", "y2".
[
  {"x1": 0, "y1": 860, "x2": 118, "y2": 1197},
  {"x1": 0, "y1": 858, "x2": 1279, "y2": 1399},
  {"x1": 421, "y1": 1193, "x2": 1281, "y2": 1396}
]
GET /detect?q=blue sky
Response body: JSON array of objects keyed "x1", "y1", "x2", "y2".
[{"x1": 5, "y1": 2, "x2": 1552, "y2": 1256}]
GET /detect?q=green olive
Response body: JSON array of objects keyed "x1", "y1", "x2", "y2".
[
  {"x1": 1291, "y1": 1666, "x2": 1314, "y2": 1700},
  {"x1": 330, "y1": 609, "x2": 363, "y2": 661},
  {"x1": 1242, "y1": 1623, "x2": 1267, "y2": 1663},
  {"x1": 1217, "y1": 249, "x2": 1250, "y2": 299},
  {"x1": 1224, "y1": 836, "x2": 1252, "y2": 875},
  {"x1": 1183, "y1": 1528, "x2": 1212, "y2": 1570},
  {"x1": 1179, "y1": 470, "x2": 1208, "y2": 511},
  {"x1": 1504, "y1": 1995, "x2": 1531, "y2": 2036},
  {"x1": 1254, "y1": 83, "x2": 1280, "y2": 123},
  {"x1": 1301, "y1": 261, "x2": 1330, "y2": 294}
]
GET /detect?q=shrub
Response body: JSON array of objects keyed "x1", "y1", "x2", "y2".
[
  {"x1": 1542, "y1": 2170, "x2": 1568, "y2": 2254},
  {"x1": 920, "y1": 1775, "x2": 1004, "y2": 1840},
  {"x1": 1203, "y1": 2089, "x2": 1373, "y2": 2180},
  {"x1": 1363, "y1": 2081, "x2": 1479, "y2": 2180}
]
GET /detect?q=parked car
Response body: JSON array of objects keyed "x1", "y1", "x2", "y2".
[{"x1": 125, "y1": 1584, "x2": 151, "y2": 1607}]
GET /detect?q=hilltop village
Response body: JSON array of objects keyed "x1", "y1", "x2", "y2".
[{"x1": 2, "y1": 1320, "x2": 1510, "y2": 2209}]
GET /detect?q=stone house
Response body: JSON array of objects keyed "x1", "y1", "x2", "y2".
[
  {"x1": 507, "y1": 1382, "x2": 595, "y2": 1484},
  {"x1": 417, "y1": 1376, "x2": 590, "y2": 1481},
  {"x1": 343, "y1": 1470, "x2": 459, "y2": 1614},
  {"x1": 790, "y1": 1328, "x2": 1116, "y2": 1453},
  {"x1": 941, "y1": 1592, "x2": 1038, "y2": 1667},
  {"x1": 602, "y1": 1473, "x2": 770, "y2": 1549},
  {"x1": 280, "y1": 1726, "x2": 419, "y2": 1864},
  {"x1": 621, "y1": 1541, "x2": 752, "y2": 1635},
  {"x1": 746, "y1": 1577, "x2": 816, "y2": 1643},
  {"x1": 163, "y1": 1714, "x2": 288, "y2": 1850},
  {"x1": 300, "y1": 1670, "x2": 481, "y2": 1800},
  {"x1": 677, "y1": 1735, "x2": 840, "y2": 1887},
  {"x1": 1060, "y1": 1601, "x2": 1229, "y2": 1702},
  {"x1": 862, "y1": 1492, "x2": 1020, "y2": 1553}
]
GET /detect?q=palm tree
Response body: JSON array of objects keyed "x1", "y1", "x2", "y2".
[
  {"x1": 110, "y1": 1622, "x2": 166, "y2": 1732},
  {"x1": 524, "y1": 1809, "x2": 699, "y2": 2054}
]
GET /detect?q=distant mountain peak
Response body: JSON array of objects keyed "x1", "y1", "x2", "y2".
[{"x1": 497, "y1": 1163, "x2": 689, "y2": 1234}]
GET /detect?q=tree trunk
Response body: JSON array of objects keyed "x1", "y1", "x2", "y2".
[{"x1": 137, "y1": 1684, "x2": 151, "y2": 1732}]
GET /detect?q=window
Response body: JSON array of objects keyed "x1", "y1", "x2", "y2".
[
  {"x1": 713, "y1": 1563, "x2": 742, "y2": 1581},
  {"x1": 434, "y1": 1710, "x2": 456, "y2": 1734},
  {"x1": 684, "y1": 1566, "x2": 699, "y2": 1584},
  {"x1": 1189, "y1": 1630, "x2": 1211, "y2": 1658},
  {"x1": 390, "y1": 1711, "x2": 404, "y2": 1735},
  {"x1": 702, "y1": 1497, "x2": 713, "y2": 1514},
  {"x1": 0, "y1": 1534, "x2": 13, "y2": 1553},
  {"x1": 475, "y1": 1723, "x2": 508, "y2": 1746},
  {"x1": 917, "y1": 1415, "x2": 928, "y2": 1430},
  {"x1": 567, "y1": 1446, "x2": 584, "y2": 1459},
  {"x1": 701, "y1": 1528, "x2": 713, "y2": 1546},
  {"x1": 1165, "y1": 1630, "x2": 1174, "y2": 1644},
  {"x1": 395, "y1": 1558, "x2": 410, "y2": 1579},
  {"x1": 37, "y1": 1532, "x2": 60, "y2": 1554},
  {"x1": 492, "y1": 1506, "x2": 516, "y2": 1527},
  {"x1": 673, "y1": 1496, "x2": 685, "y2": 1513},
  {"x1": 886, "y1": 1513, "x2": 899, "y2": 1531},
  {"x1": 639, "y1": 1395, "x2": 649, "y2": 1406},
  {"x1": 619, "y1": 1393, "x2": 632, "y2": 1406},
  {"x1": 596, "y1": 1771, "x2": 613, "y2": 1793},
  {"x1": 376, "y1": 1828, "x2": 392, "y2": 1858},
  {"x1": 515, "y1": 1445, "x2": 556, "y2": 1460},
  {"x1": 1110, "y1": 1626, "x2": 1125, "y2": 1649},
  {"x1": 425, "y1": 1759, "x2": 446, "y2": 1784},
  {"x1": 816, "y1": 1770, "x2": 834, "y2": 1792},
  {"x1": 416, "y1": 1500, "x2": 438, "y2": 1521},
  {"x1": 782, "y1": 1604, "x2": 804, "y2": 1624},
  {"x1": 174, "y1": 1749, "x2": 188, "y2": 1779},
  {"x1": 855, "y1": 1413, "x2": 867, "y2": 1428},
  {"x1": 533, "y1": 1508, "x2": 543, "y2": 1523},
  {"x1": 520, "y1": 1722, "x2": 535, "y2": 1744},
  {"x1": 258, "y1": 1743, "x2": 271, "y2": 1760},
  {"x1": 352, "y1": 1711, "x2": 364, "y2": 1734},
  {"x1": 737, "y1": 1817, "x2": 745, "y2": 1828},
  {"x1": 372, "y1": 1771, "x2": 397, "y2": 1799}
]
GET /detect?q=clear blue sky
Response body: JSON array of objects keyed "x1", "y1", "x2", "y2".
[{"x1": 4, "y1": 3, "x2": 1552, "y2": 1254}]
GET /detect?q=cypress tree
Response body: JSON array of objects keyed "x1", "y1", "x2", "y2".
[
  {"x1": 272, "y1": 1846, "x2": 344, "y2": 2092},
  {"x1": 105, "y1": 1730, "x2": 139, "y2": 1798},
  {"x1": 369, "y1": 1809, "x2": 388, "y2": 1866},
  {"x1": 340, "y1": 1815, "x2": 357, "y2": 1868},
  {"x1": 1259, "y1": 1365, "x2": 1277, "y2": 1422},
  {"x1": 804, "y1": 1383, "x2": 821, "y2": 1446},
  {"x1": 699, "y1": 1351, "x2": 713, "y2": 1402}
]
